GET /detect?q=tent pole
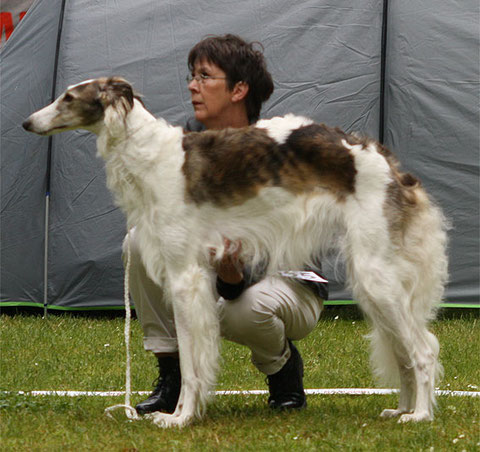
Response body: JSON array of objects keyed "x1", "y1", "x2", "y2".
[
  {"x1": 379, "y1": 0, "x2": 389, "y2": 144},
  {"x1": 43, "y1": 193, "x2": 50, "y2": 318},
  {"x1": 43, "y1": 0, "x2": 68, "y2": 317}
]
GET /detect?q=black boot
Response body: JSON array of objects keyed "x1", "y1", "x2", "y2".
[
  {"x1": 135, "y1": 356, "x2": 181, "y2": 415},
  {"x1": 267, "y1": 340, "x2": 306, "y2": 410}
]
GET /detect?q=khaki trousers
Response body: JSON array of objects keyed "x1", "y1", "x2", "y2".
[{"x1": 124, "y1": 230, "x2": 323, "y2": 375}]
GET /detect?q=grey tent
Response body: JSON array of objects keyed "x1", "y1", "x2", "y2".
[{"x1": 1, "y1": 0, "x2": 478, "y2": 311}]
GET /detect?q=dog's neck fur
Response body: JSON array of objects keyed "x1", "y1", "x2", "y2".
[
  {"x1": 96, "y1": 98, "x2": 157, "y2": 150},
  {"x1": 95, "y1": 99, "x2": 186, "y2": 231}
]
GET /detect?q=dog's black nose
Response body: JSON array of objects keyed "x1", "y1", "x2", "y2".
[{"x1": 22, "y1": 119, "x2": 32, "y2": 131}]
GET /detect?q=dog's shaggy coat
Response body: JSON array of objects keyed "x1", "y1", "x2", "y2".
[{"x1": 24, "y1": 77, "x2": 448, "y2": 428}]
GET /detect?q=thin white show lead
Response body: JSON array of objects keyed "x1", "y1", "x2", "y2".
[{"x1": 104, "y1": 229, "x2": 140, "y2": 420}]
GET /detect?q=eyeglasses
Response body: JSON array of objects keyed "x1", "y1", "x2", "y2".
[{"x1": 186, "y1": 74, "x2": 227, "y2": 84}]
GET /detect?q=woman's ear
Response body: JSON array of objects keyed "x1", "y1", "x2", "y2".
[{"x1": 231, "y1": 81, "x2": 249, "y2": 103}]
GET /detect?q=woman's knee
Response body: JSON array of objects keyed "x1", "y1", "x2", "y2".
[
  {"x1": 220, "y1": 278, "x2": 322, "y2": 343},
  {"x1": 220, "y1": 283, "x2": 280, "y2": 340}
]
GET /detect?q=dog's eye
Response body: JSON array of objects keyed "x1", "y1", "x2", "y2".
[{"x1": 64, "y1": 93, "x2": 74, "y2": 102}]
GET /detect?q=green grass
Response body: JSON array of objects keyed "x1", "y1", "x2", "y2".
[{"x1": 1, "y1": 308, "x2": 479, "y2": 451}]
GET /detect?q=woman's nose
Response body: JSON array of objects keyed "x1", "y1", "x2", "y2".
[{"x1": 188, "y1": 79, "x2": 199, "y2": 92}]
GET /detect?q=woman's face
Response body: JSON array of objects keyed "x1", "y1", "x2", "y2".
[{"x1": 188, "y1": 59, "x2": 237, "y2": 129}]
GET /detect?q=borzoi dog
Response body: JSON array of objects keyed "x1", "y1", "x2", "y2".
[{"x1": 23, "y1": 77, "x2": 448, "y2": 428}]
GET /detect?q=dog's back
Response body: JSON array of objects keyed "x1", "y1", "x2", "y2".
[{"x1": 182, "y1": 116, "x2": 370, "y2": 206}]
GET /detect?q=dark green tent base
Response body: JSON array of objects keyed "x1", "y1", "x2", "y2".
[{"x1": 1, "y1": 300, "x2": 478, "y2": 311}]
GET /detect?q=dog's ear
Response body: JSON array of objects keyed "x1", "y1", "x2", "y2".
[
  {"x1": 98, "y1": 77, "x2": 136, "y2": 135},
  {"x1": 98, "y1": 77, "x2": 135, "y2": 110},
  {"x1": 109, "y1": 77, "x2": 135, "y2": 108}
]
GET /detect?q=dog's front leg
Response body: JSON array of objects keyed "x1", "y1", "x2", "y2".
[{"x1": 150, "y1": 264, "x2": 220, "y2": 428}]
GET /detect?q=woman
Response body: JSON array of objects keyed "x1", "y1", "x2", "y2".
[{"x1": 129, "y1": 34, "x2": 327, "y2": 415}]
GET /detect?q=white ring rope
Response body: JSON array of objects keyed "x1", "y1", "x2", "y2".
[{"x1": 6, "y1": 389, "x2": 479, "y2": 397}]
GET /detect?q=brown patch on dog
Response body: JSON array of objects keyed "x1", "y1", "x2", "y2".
[
  {"x1": 59, "y1": 81, "x2": 105, "y2": 126},
  {"x1": 182, "y1": 127, "x2": 279, "y2": 205},
  {"x1": 377, "y1": 142, "x2": 421, "y2": 213},
  {"x1": 278, "y1": 124, "x2": 357, "y2": 197},
  {"x1": 373, "y1": 139, "x2": 423, "y2": 238},
  {"x1": 182, "y1": 122, "x2": 358, "y2": 206},
  {"x1": 385, "y1": 180, "x2": 420, "y2": 243}
]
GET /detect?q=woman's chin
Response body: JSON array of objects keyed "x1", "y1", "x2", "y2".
[
  {"x1": 194, "y1": 112, "x2": 209, "y2": 126},
  {"x1": 194, "y1": 111, "x2": 203, "y2": 120}
]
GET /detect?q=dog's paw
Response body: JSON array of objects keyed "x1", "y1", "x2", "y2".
[
  {"x1": 380, "y1": 409, "x2": 402, "y2": 418},
  {"x1": 380, "y1": 408, "x2": 412, "y2": 419},
  {"x1": 144, "y1": 412, "x2": 171, "y2": 427},
  {"x1": 148, "y1": 412, "x2": 192, "y2": 428},
  {"x1": 398, "y1": 411, "x2": 433, "y2": 423}
]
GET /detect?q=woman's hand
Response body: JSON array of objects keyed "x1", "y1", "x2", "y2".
[{"x1": 210, "y1": 239, "x2": 244, "y2": 284}]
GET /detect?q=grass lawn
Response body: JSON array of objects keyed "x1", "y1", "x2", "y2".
[{"x1": 1, "y1": 307, "x2": 479, "y2": 451}]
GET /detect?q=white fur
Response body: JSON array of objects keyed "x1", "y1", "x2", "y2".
[
  {"x1": 256, "y1": 113, "x2": 313, "y2": 144},
  {"x1": 24, "y1": 79, "x2": 449, "y2": 427},
  {"x1": 67, "y1": 79, "x2": 96, "y2": 89}
]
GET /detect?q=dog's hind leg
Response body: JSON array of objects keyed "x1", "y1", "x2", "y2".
[
  {"x1": 386, "y1": 363, "x2": 416, "y2": 418},
  {"x1": 397, "y1": 328, "x2": 440, "y2": 423},
  {"x1": 369, "y1": 329, "x2": 416, "y2": 418},
  {"x1": 355, "y1": 270, "x2": 439, "y2": 422},
  {"x1": 373, "y1": 309, "x2": 440, "y2": 421},
  {"x1": 150, "y1": 263, "x2": 220, "y2": 428},
  {"x1": 347, "y1": 238, "x2": 438, "y2": 422},
  {"x1": 382, "y1": 226, "x2": 445, "y2": 422}
]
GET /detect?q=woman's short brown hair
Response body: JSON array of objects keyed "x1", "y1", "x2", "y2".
[{"x1": 188, "y1": 34, "x2": 274, "y2": 123}]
